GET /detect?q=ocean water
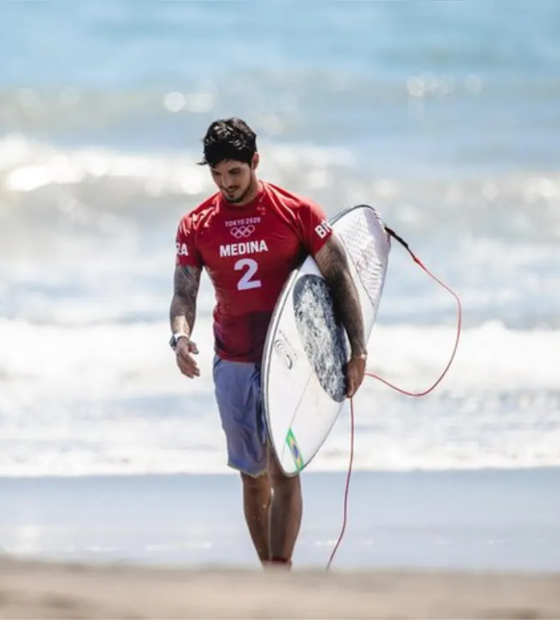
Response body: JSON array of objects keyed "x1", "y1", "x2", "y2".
[
  {"x1": 2, "y1": 470, "x2": 560, "y2": 571},
  {"x1": 1, "y1": 1, "x2": 559, "y2": 477}
]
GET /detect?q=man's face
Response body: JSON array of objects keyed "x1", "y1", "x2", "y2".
[{"x1": 210, "y1": 158, "x2": 256, "y2": 204}]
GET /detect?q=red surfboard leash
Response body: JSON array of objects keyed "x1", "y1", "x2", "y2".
[{"x1": 326, "y1": 226, "x2": 463, "y2": 571}]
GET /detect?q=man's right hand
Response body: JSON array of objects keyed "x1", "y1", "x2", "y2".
[{"x1": 175, "y1": 337, "x2": 200, "y2": 378}]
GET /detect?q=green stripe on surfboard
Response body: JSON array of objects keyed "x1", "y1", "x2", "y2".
[{"x1": 285, "y1": 428, "x2": 304, "y2": 471}]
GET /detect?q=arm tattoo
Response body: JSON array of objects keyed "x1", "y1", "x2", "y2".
[
  {"x1": 314, "y1": 236, "x2": 367, "y2": 357},
  {"x1": 169, "y1": 265, "x2": 201, "y2": 336}
]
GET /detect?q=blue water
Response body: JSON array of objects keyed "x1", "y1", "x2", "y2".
[
  {"x1": 2, "y1": 0, "x2": 559, "y2": 169},
  {"x1": 2, "y1": 470, "x2": 560, "y2": 570},
  {"x1": 0, "y1": 0, "x2": 559, "y2": 476}
]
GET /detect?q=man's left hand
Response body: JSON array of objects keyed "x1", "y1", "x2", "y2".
[{"x1": 346, "y1": 354, "x2": 367, "y2": 399}]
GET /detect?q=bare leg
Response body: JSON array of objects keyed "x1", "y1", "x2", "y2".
[
  {"x1": 268, "y1": 446, "x2": 303, "y2": 563},
  {"x1": 241, "y1": 472, "x2": 272, "y2": 563}
]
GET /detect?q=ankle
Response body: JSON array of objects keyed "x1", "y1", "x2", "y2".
[{"x1": 262, "y1": 557, "x2": 292, "y2": 570}]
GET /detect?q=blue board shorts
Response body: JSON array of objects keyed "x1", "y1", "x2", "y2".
[{"x1": 213, "y1": 357, "x2": 269, "y2": 477}]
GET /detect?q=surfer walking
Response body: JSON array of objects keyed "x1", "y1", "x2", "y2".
[{"x1": 169, "y1": 118, "x2": 367, "y2": 568}]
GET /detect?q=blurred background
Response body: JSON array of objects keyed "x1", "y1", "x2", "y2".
[{"x1": 1, "y1": 0, "x2": 559, "y2": 478}]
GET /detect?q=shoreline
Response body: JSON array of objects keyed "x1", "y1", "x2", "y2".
[
  {"x1": 2, "y1": 468, "x2": 560, "y2": 574},
  {"x1": 1, "y1": 557, "x2": 560, "y2": 619},
  {"x1": 2, "y1": 464, "x2": 560, "y2": 480}
]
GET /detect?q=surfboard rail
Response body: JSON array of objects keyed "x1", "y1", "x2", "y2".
[{"x1": 262, "y1": 204, "x2": 391, "y2": 475}]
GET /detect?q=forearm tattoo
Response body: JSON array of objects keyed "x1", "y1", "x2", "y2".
[
  {"x1": 169, "y1": 265, "x2": 201, "y2": 336},
  {"x1": 315, "y1": 237, "x2": 366, "y2": 356}
]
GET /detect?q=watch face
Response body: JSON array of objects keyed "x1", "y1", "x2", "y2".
[{"x1": 170, "y1": 334, "x2": 185, "y2": 349}]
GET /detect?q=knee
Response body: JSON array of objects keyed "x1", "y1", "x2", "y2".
[
  {"x1": 241, "y1": 472, "x2": 270, "y2": 496},
  {"x1": 271, "y1": 469, "x2": 300, "y2": 494},
  {"x1": 268, "y1": 450, "x2": 300, "y2": 493}
]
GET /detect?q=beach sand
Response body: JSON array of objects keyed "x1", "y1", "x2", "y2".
[
  {"x1": 2, "y1": 471, "x2": 560, "y2": 618},
  {"x1": 1, "y1": 557, "x2": 560, "y2": 619}
]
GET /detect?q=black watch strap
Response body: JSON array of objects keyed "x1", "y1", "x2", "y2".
[{"x1": 169, "y1": 332, "x2": 189, "y2": 350}]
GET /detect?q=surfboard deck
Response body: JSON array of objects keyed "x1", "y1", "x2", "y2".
[{"x1": 262, "y1": 204, "x2": 391, "y2": 476}]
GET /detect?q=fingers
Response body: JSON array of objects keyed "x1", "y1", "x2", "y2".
[
  {"x1": 347, "y1": 376, "x2": 363, "y2": 398},
  {"x1": 173, "y1": 339, "x2": 200, "y2": 378},
  {"x1": 346, "y1": 367, "x2": 355, "y2": 398},
  {"x1": 346, "y1": 358, "x2": 366, "y2": 398},
  {"x1": 347, "y1": 374, "x2": 359, "y2": 399},
  {"x1": 176, "y1": 348, "x2": 200, "y2": 378}
]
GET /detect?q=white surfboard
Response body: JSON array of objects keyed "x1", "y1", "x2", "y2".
[{"x1": 262, "y1": 204, "x2": 392, "y2": 476}]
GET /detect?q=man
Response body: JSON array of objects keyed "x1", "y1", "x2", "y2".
[{"x1": 169, "y1": 118, "x2": 367, "y2": 569}]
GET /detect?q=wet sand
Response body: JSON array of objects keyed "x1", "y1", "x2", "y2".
[{"x1": 1, "y1": 557, "x2": 560, "y2": 619}]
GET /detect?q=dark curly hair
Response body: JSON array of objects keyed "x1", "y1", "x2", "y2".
[{"x1": 199, "y1": 118, "x2": 257, "y2": 167}]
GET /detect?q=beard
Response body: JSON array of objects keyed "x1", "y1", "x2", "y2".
[
  {"x1": 223, "y1": 188, "x2": 247, "y2": 203},
  {"x1": 222, "y1": 178, "x2": 255, "y2": 204}
]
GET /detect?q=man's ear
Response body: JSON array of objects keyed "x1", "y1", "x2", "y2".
[{"x1": 251, "y1": 153, "x2": 260, "y2": 170}]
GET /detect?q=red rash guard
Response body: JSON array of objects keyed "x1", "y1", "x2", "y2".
[{"x1": 175, "y1": 181, "x2": 333, "y2": 362}]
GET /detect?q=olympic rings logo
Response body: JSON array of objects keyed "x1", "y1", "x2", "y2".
[{"x1": 230, "y1": 225, "x2": 255, "y2": 239}]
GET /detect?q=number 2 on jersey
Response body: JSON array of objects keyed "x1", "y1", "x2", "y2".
[{"x1": 235, "y1": 258, "x2": 261, "y2": 290}]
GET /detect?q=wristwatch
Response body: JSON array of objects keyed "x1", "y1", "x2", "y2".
[{"x1": 169, "y1": 332, "x2": 189, "y2": 350}]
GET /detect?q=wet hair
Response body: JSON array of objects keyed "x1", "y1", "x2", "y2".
[{"x1": 199, "y1": 118, "x2": 257, "y2": 167}]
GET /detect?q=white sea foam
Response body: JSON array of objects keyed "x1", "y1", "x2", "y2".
[
  {"x1": 0, "y1": 138, "x2": 558, "y2": 476},
  {"x1": 0, "y1": 318, "x2": 558, "y2": 476}
]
